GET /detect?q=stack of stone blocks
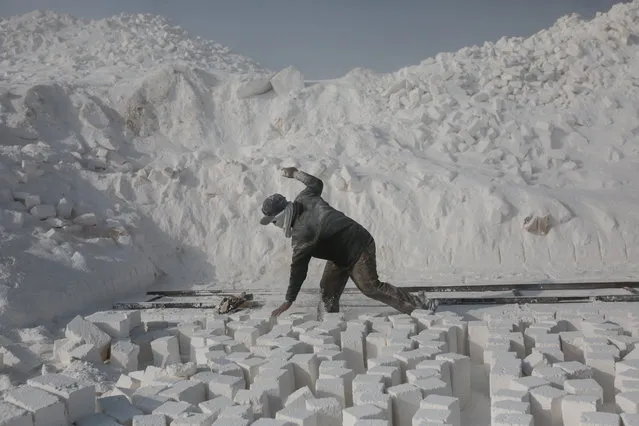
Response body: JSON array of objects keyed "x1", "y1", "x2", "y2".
[{"x1": 1, "y1": 303, "x2": 639, "y2": 425}]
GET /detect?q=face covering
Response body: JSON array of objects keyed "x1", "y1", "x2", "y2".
[{"x1": 271, "y1": 202, "x2": 298, "y2": 238}]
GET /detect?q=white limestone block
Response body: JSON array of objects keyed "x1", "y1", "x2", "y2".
[
  {"x1": 65, "y1": 315, "x2": 112, "y2": 361},
  {"x1": 26, "y1": 373, "x2": 95, "y2": 422},
  {"x1": 305, "y1": 397, "x2": 342, "y2": 426},
  {"x1": 0, "y1": 400, "x2": 33, "y2": 426},
  {"x1": 150, "y1": 336, "x2": 180, "y2": 368},
  {"x1": 97, "y1": 395, "x2": 144, "y2": 426},
  {"x1": 4, "y1": 385, "x2": 67, "y2": 426}
]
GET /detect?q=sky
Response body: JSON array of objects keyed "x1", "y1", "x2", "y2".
[{"x1": 0, "y1": 0, "x2": 630, "y2": 80}]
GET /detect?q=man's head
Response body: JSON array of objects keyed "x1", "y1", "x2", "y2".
[{"x1": 259, "y1": 193, "x2": 288, "y2": 225}]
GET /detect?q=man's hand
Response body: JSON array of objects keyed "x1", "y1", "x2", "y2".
[
  {"x1": 271, "y1": 301, "x2": 292, "y2": 317},
  {"x1": 281, "y1": 167, "x2": 298, "y2": 178}
]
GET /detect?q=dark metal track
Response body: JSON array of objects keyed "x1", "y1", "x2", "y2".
[
  {"x1": 146, "y1": 280, "x2": 639, "y2": 297},
  {"x1": 113, "y1": 280, "x2": 639, "y2": 311}
]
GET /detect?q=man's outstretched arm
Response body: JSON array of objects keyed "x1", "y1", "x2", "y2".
[
  {"x1": 282, "y1": 167, "x2": 323, "y2": 196},
  {"x1": 285, "y1": 249, "x2": 312, "y2": 303},
  {"x1": 272, "y1": 247, "x2": 312, "y2": 317}
]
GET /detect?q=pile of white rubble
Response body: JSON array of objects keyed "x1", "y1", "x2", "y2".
[{"x1": 2, "y1": 303, "x2": 639, "y2": 425}]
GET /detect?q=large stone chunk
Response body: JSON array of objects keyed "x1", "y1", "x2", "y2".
[
  {"x1": 26, "y1": 373, "x2": 95, "y2": 422},
  {"x1": 65, "y1": 315, "x2": 112, "y2": 361},
  {"x1": 270, "y1": 66, "x2": 305, "y2": 96},
  {"x1": 5, "y1": 385, "x2": 68, "y2": 426},
  {"x1": 236, "y1": 76, "x2": 274, "y2": 98}
]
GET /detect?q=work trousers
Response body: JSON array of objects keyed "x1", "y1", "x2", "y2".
[{"x1": 319, "y1": 239, "x2": 425, "y2": 314}]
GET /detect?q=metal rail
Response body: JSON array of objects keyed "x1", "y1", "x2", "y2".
[
  {"x1": 145, "y1": 280, "x2": 639, "y2": 297},
  {"x1": 113, "y1": 280, "x2": 639, "y2": 311}
]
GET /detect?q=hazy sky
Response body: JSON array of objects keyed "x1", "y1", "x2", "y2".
[{"x1": 0, "y1": 0, "x2": 629, "y2": 79}]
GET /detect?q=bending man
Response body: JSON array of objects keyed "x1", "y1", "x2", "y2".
[{"x1": 259, "y1": 167, "x2": 436, "y2": 317}]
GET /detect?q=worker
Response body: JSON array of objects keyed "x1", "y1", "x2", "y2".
[{"x1": 259, "y1": 167, "x2": 437, "y2": 317}]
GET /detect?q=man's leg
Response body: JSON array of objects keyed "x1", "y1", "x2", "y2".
[
  {"x1": 319, "y1": 261, "x2": 350, "y2": 312},
  {"x1": 350, "y1": 239, "x2": 429, "y2": 314}
]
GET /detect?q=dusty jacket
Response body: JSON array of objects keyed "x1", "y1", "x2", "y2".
[{"x1": 285, "y1": 171, "x2": 373, "y2": 303}]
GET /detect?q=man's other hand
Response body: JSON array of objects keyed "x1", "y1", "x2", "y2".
[
  {"x1": 281, "y1": 167, "x2": 298, "y2": 178},
  {"x1": 271, "y1": 301, "x2": 292, "y2": 317}
]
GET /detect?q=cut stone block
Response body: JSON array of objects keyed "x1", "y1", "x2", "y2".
[
  {"x1": 509, "y1": 332, "x2": 526, "y2": 359},
  {"x1": 532, "y1": 366, "x2": 567, "y2": 388},
  {"x1": 492, "y1": 412, "x2": 534, "y2": 426},
  {"x1": 585, "y1": 352, "x2": 616, "y2": 403},
  {"x1": 617, "y1": 392, "x2": 639, "y2": 414},
  {"x1": 111, "y1": 340, "x2": 140, "y2": 372},
  {"x1": 367, "y1": 365, "x2": 401, "y2": 389},
  {"x1": 621, "y1": 413, "x2": 639, "y2": 426},
  {"x1": 579, "y1": 411, "x2": 621, "y2": 426},
  {"x1": 158, "y1": 380, "x2": 206, "y2": 405},
  {"x1": 420, "y1": 394, "x2": 460, "y2": 426},
  {"x1": 435, "y1": 353, "x2": 470, "y2": 409},
  {"x1": 210, "y1": 417, "x2": 250, "y2": 426},
  {"x1": 467, "y1": 321, "x2": 489, "y2": 363},
  {"x1": 562, "y1": 394, "x2": 601, "y2": 426},
  {"x1": 305, "y1": 397, "x2": 342, "y2": 426},
  {"x1": 233, "y1": 327, "x2": 260, "y2": 348},
  {"x1": 412, "y1": 377, "x2": 451, "y2": 398},
  {"x1": 65, "y1": 315, "x2": 112, "y2": 361},
  {"x1": 234, "y1": 388, "x2": 270, "y2": 418},
  {"x1": 76, "y1": 413, "x2": 121, "y2": 425},
  {"x1": 198, "y1": 395, "x2": 233, "y2": 417},
  {"x1": 207, "y1": 358, "x2": 244, "y2": 379},
  {"x1": 4, "y1": 385, "x2": 67, "y2": 426},
  {"x1": 417, "y1": 359, "x2": 451, "y2": 387},
  {"x1": 117, "y1": 374, "x2": 140, "y2": 390},
  {"x1": 26, "y1": 373, "x2": 95, "y2": 423},
  {"x1": 393, "y1": 349, "x2": 432, "y2": 381},
  {"x1": 202, "y1": 374, "x2": 245, "y2": 400},
  {"x1": 529, "y1": 385, "x2": 565, "y2": 426},
  {"x1": 352, "y1": 374, "x2": 385, "y2": 395},
  {"x1": 365, "y1": 334, "x2": 386, "y2": 361},
  {"x1": 251, "y1": 420, "x2": 296, "y2": 426},
  {"x1": 132, "y1": 414, "x2": 169, "y2": 425},
  {"x1": 564, "y1": 379, "x2": 604, "y2": 402},
  {"x1": 0, "y1": 400, "x2": 33, "y2": 426},
  {"x1": 171, "y1": 412, "x2": 215, "y2": 425},
  {"x1": 97, "y1": 395, "x2": 144, "y2": 426},
  {"x1": 152, "y1": 401, "x2": 195, "y2": 421},
  {"x1": 284, "y1": 386, "x2": 315, "y2": 410},
  {"x1": 86, "y1": 311, "x2": 134, "y2": 338},
  {"x1": 556, "y1": 361, "x2": 593, "y2": 380},
  {"x1": 131, "y1": 394, "x2": 171, "y2": 415},
  {"x1": 491, "y1": 400, "x2": 531, "y2": 423},
  {"x1": 29, "y1": 204, "x2": 56, "y2": 219},
  {"x1": 406, "y1": 368, "x2": 439, "y2": 384},
  {"x1": 315, "y1": 377, "x2": 346, "y2": 409},
  {"x1": 616, "y1": 370, "x2": 639, "y2": 393},
  {"x1": 492, "y1": 388, "x2": 530, "y2": 403},
  {"x1": 490, "y1": 357, "x2": 522, "y2": 396},
  {"x1": 235, "y1": 357, "x2": 267, "y2": 385},
  {"x1": 523, "y1": 350, "x2": 549, "y2": 376},
  {"x1": 387, "y1": 383, "x2": 421, "y2": 426},
  {"x1": 341, "y1": 330, "x2": 366, "y2": 374},
  {"x1": 343, "y1": 404, "x2": 385, "y2": 426},
  {"x1": 290, "y1": 354, "x2": 319, "y2": 390},
  {"x1": 319, "y1": 367, "x2": 354, "y2": 406},
  {"x1": 275, "y1": 405, "x2": 318, "y2": 426},
  {"x1": 150, "y1": 336, "x2": 180, "y2": 368},
  {"x1": 510, "y1": 376, "x2": 550, "y2": 393},
  {"x1": 252, "y1": 373, "x2": 289, "y2": 413},
  {"x1": 68, "y1": 343, "x2": 102, "y2": 364},
  {"x1": 412, "y1": 407, "x2": 456, "y2": 425}
]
